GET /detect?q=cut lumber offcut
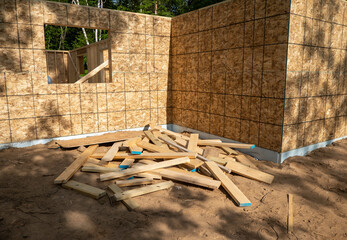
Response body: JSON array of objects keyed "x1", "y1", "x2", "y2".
[
  {"x1": 115, "y1": 178, "x2": 154, "y2": 187},
  {"x1": 81, "y1": 165, "x2": 121, "y2": 173},
  {"x1": 197, "y1": 140, "x2": 255, "y2": 149},
  {"x1": 174, "y1": 137, "x2": 204, "y2": 155},
  {"x1": 207, "y1": 156, "x2": 228, "y2": 165},
  {"x1": 287, "y1": 194, "x2": 293, "y2": 233},
  {"x1": 205, "y1": 161, "x2": 251, "y2": 207},
  {"x1": 128, "y1": 137, "x2": 143, "y2": 154},
  {"x1": 144, "y1": 130, "x2": 162, "y2": 146},
  {"x1": 54, "y1": 145, "x2": 98, "y2": 184},
  {"x1": 119, "y1": 158, "x2": 135, "y2": 169},
  {"x1": 137, "y1": 140, "x2": 174, "y2": 153},
  {"x1": 136, "y1": 172, "x2": 162, "y2": 180},
  {"x1": 203, "y1": 147, "x2": 220, "y2": 158},
  {"x1": 100, "y1": 142, "x2": 122, "y2": 162},
  {"x1": 90, "y1": 152, "x2": 197, "y2": 160},
  {"x1": 225, "y1": 161, "x2": 274, "y2": 184},
  {"x1": 137, "y1": 140, "x2": 203, "y2": 169},
  {"x1": 234, "y1": 155, "x2": 258, "y2": 169},
  {"x1": 62, "y1": 180, "x2": 106, "y2": 199},
  {"x1": 114, "y1": 181, "x2": 174, "y2": 201},
  {"x1": 221, "y1": 146, "x2": 238, "y2": 155},
  {"x1": 199, "y1": 165, "x2": 212, "y2": 177},
  {"x1": 187, "y1": 133, "x2": 199, "y2": 152},
  {"x1": 153, "y1": 125, "x2": 190, "y2": 141},
  {"x1": 100, "y1": 157, "x2": 190, "y2": 181},
  {"x1": 158, "y1": 136, "x2": 231, "y2": 173},
  {"x1": 139, "y1": 160, "x2": 220, "y2": 189},
  {"x1": 56, "y1": 131, "x2": 141, "y2": 148},
  {"x1": 108, "y1": 183, "x2": 139, "y2": 211},
  {"x1": 75, "y1": 60, "x2": 109, "y2": 84}
]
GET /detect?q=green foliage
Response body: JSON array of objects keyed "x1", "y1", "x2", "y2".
[{"x1": 45, "y1": 0, "x2": 223, "y2": 50}]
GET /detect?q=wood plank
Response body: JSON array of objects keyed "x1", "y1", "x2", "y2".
[
  {"x1": 136, "y1": 172, "x2": 162, "y2": 180},
  {"x1": 234, "y1": 155, "x2": 258, "y2": 169},
  {"x1": 56, "y1": 131, "x2": 141, "y2": 148},
  {"x1": 74, "y1": 60, "x2": 109, "y2": 84},
  {"x1": 62, "y1": 180, "x2": 106, "y2": 199},
  {"x1": 144, "y1": 130, "x2": 162, "y2": 146},
  {"x1": 114, "y1": 181, "x2": 174, "y2": 201},
  {"x1": 197, "y1": 140, "x2": 255, "y2": 149},
  {"x1": 287, "y1": 194, "x2": 293, "y2": 233},
  {"x1": 100, "y1": 142, "x2": 122, "y2": 163},
  {"x1": 207, "y1": 156, "x2": 228, "y2": 165},
  {"x1": 225, "y1": 161, "x2": 274, "y2": 184},
  {"x1": 137, "y1": 140, "x2": 174, "y2": 153},
  {"x1": 158, "y1": 136, "x2": 231, "y2": 173},
  {"x1": 221, "y1": 146, "x2": 238, "y2": 155},
  {"x1": 115, "y1": 178, "x2": 154, "y2": 187},
  {"x1": 153, "y1": 125, "x2": 190, "y2": 140},
  {"x1": 128, "y1": 137, "x2": 143, "y2": 154},
  {"x1": 81, "y1": 165, "x2": 121, "y2": 173},
  {"x1": 100, "y1": 157, "x2": 190, "y2": 181},
  {"x1": 90, "y1": 152, "x2": 197, "y2": 160},
  {"x1": 205, "y1": 161, "x2": 251, "y2": 207},
  {"x1": 108, "y1": 183, "x2": 139, "y2": 211},
  {"x1": 187, "y1": 133, "x2": 199, "y2": 152},
  {"x1": 174, "y1": 137, "x2": 204, "y2": 155},
  {"x1": 54, "y1": 145, "x2": 98, "y2": 184},
  {"x1": 203, "y1": 147, "x2": 220, "y2": 158},
  {"x1": 139, "y1": 160, "x2": 220, "y2": 189},
  {"x1": 119, "y1": 158, "x2": 135, "y2": 169}
]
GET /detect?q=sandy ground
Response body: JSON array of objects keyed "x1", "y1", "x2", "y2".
[{"x1": 0, "y1": 139, "x2": 346, "y2": 240}]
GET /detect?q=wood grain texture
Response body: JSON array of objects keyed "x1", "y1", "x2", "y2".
[
  {"x1": 100, "y1": 157, "x2": 191, "y2": 181},
  {"x1": 225, "y1": 161, "x2": 274, "y2": 184},
  {"x1": 205, "y1": 161, "x2": 251, "y2": 207},
  {"x1": 54, "y1": 145, "x2": 98, "y2": 184},
  {"x1": 114, "y1": 181, "x2": 174, "y2": 201},
  {"x1": 56, "y1": 131, "x2": 141, "y2": 148},
  {"x1": 108, "y1": 183, "x2": 139, "y2": 211},
  {"x1": 101, "y1": 142, "x2": 122, "y2": 162},
  {"x1": 62, "y1": 180, "x2": 106, "y2": 199},
  {"x1": 90, "y1": 152, "x2": 197, "y2": 160}
]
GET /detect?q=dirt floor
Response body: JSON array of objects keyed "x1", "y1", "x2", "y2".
[{"x1": 0, "y1": 139, "x2": 346, "y2": 240}]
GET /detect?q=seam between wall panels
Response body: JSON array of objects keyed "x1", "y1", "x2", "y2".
[
  {"x1": 281, "y1": 0, "x2": 292, "y2": 153},
  {"x1": 4, "y1": 73, "x2": 13, "y2": 143}
]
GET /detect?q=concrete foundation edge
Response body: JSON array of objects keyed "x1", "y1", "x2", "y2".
[{"x1": 0, "y1": 124, "x2": 345, "y2": 164}]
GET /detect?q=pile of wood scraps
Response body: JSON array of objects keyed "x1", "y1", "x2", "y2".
[{"x1": 53, "y1": 126, "x2": 275, "y2": 210}]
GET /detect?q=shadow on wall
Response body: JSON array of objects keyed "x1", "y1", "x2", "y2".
[{"x1": 287, "y1": 0, "x2": 346, "y2": 151}]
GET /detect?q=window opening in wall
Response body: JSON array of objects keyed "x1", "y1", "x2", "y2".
[{"x1": 44, "y1": 25, "x2": 111, "y2": 84}]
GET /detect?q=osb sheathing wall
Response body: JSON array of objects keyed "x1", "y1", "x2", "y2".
[
  {"x1": 0, "y1": 0, "x2": 171, "y2": 144},
  {"x1": 282, "y1": 0, "x2": 347, "y2": 152},
  {"x1": 169, "y1": 0, "x2": 291, "y2": 152}
]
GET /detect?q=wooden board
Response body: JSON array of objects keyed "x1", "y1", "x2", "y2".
[
  {"x1": 174, "y1": 137, "x2": 204, "y2": 155},
  {"x1": 75, "y1": 60, "x2": 109, "y2": 84},
  {"x1": 144, "y1": 130, "x2": 162, "y2": 146},
  {"x1": 54, "y1": 145, "x2": 98, "y2": 184},
  {"x1": 108, "y1": 183, "x2": 139, "y2": 211},
  {"x1": 101, "y1": 142, "x2": 122, "y2": 162},
  {"x1": 62, "y1": 180, "x2": 106, "y2": 199},
  {"x1": 288, "y1": 194, "x2": 293, "y2": 233},
  {"x1": 136, "y1": 172, "x2": 162, "y2": 180},
  {"x1": 81, "y1": 165, "x2": 121, "y2": 173},
  {"x1": 197, "y1": 140, "x2": 255, "y2": 149},
  {"x1": 225, "y1": 161, "x2": 274, "y2": 184},
  {"x1": 114, "y1": 181, "x2": 174, "y2": 201},
  {"x1": 128, "y1": 137, "x2": 143, "y2": 154},
  {"x1": 234, "y1": 155, "x2": 258, "y2": 169},
  {"x1": 143, "y1": 166, "x2": 220, "y2": 190},
  {"x1": 119, "y1": 158, "x2": 135, "y2": 169},
  {"x1": 115, "y1": 178, "x2": 154, "y2": 187},
  {"x1": 100, "y1": 157, "x2": 190, "y2": 181},
  {"x1": 207, "y1": 156, "x2": 228, "y2": 165},
  {"x1": 90, "y1": 152, "x2": 197, "y2": 160},
  {"x1": 205, "y1": 161, "x2": 251, "y2": 207},
  {"x1": 136, "y1": 140, "x2": 174, "y2": 153},
  {"x1": 56, "y1": 131, "x2": 141, "y2": 148},
  {"x1": 203, "y1": 147, "x2": 220, "y2": 158},
  {"x1": 221, "y1": 146, "x2": 238, "y2": 155},
  {"x1": 187, "y1": 133, "x2": 199, "y2": 152}
]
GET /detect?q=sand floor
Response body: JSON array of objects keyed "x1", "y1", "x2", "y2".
[{"x1": 0, "y1": 139, "x2": 346, "y2": 240}]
